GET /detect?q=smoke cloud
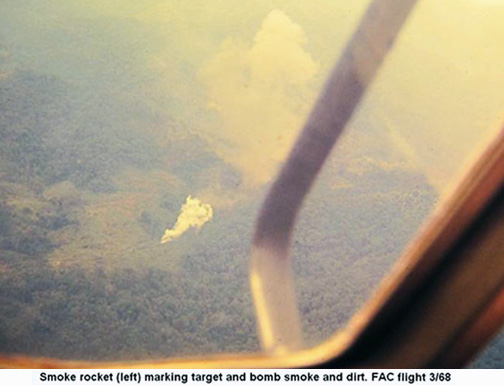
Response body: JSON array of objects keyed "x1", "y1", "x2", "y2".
[
  {"x1": 199, "y1": 10, "x2": 319, "y2": 184},
  {"x1": 160, "y1": 195, "x2": 213, "y2": 244}
]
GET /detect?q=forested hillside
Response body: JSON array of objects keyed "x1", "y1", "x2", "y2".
[
  {"x1": 0, "y1": 69, "x2": 440, "y2": 360},
  {"x1": 0, "y1": 70, "x2": 257, "y2": 359}
]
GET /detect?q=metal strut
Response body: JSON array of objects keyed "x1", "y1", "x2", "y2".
[{"x1": 250, "y1": 0, "x2": 419, "y2": 354}]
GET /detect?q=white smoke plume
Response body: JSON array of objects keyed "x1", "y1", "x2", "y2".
[
  {"x1": 198, "y1": 10, "x2": 319, "y2": 184},
  {"x1": 160, "y1": 195, "x2": 213, "y2": 244}
]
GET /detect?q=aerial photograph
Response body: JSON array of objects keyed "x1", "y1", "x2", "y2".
[{"x1": 1, "y1": 0, "x2": 504, "y2": 368}]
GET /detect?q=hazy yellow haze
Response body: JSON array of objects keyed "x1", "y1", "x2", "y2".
[
  {"x1": 137, "y1": 0, "x2": 504, "y2": 193},
  {"x1": 5, "y1": 0, "x2": 504, "y2": 195},
  {"x1": 366, "y1": 0, "x2": 504, "y2": 192}
]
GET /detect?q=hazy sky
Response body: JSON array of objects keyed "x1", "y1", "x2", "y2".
[
  {"x1": 2, "y1": 0, "x2": 504, "y2": 195},
  {"x1": 368, "y1": 0, "x2": 504, "y2": 192}
]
